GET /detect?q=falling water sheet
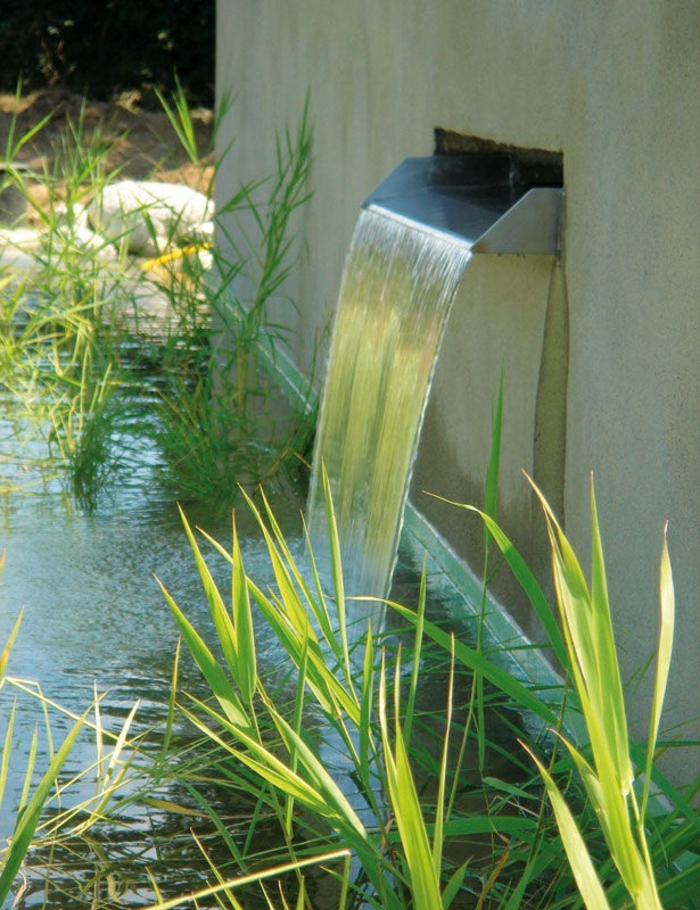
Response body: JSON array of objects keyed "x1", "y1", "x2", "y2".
[{"x1": 307, "y1": 207, "x2": 472, "y2": 635}]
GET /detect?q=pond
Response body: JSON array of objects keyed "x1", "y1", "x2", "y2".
[
  {"x1": 1, "y1": 398, "x2": 532, "y2": 910},
  {"x1": 0, "y1": 382, "x2": 316, "y2": 907},
  {"x1": 0, "y1": 273, "x2": 529, "y2": 909}
]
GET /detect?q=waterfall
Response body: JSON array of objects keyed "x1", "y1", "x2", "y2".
[{"x1": 306, "y1": 206, "x2": 472, "y2": 633}]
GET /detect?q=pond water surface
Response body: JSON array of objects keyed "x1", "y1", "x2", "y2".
[
  {"x1": 0, "y1": 418, "x2": 312, "y2": 907},
  {"x1": 0, "y1": 394, "x2": 524, "y2": 910}
]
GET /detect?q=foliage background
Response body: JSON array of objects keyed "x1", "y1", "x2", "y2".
[{"x1": 0, "y1": 0, "x2": 215, "y2": 107}]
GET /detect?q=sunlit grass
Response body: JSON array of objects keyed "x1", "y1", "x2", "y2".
[
  {"x1": 2, "y1": 465, "x2": 699, "y2": 907},
  {"x1": 0, "y1": 86, "x2": 316, "y2": 510},
  {"x1": 152, "y1": 469, "x2": 700, "y2": 909}
]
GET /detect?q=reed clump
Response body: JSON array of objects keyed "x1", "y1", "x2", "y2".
[
  {"x1": 2, "y1": 471, "x2": 699, "y2": 908},
  {"x1": 0, "y1": 85, "x2": 316, "y2": 510},
  {"x1": 149, "y1": 468, "x2": 699, "y2": 910}
]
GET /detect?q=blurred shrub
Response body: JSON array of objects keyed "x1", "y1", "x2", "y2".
[{"x1": 0, "y1": 0, "x2": 214, "y2": 107}]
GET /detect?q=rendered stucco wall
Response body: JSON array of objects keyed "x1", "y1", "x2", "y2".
[{"x1": 216, "y1": 1, "x2": 700, "y2": 783}]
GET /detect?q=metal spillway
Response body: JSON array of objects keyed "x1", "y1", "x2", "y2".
[{"x1": 362, "y1": 154, "x2": 563, "y2": 255}]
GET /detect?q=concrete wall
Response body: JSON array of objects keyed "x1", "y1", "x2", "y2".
[{"x1": 216, "y1": 1, "x2": 700, "y2": 783}]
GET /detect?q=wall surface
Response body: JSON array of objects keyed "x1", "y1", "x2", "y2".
[{"x1": 216, "y1": 0, "x2": 700, "y2": 783}]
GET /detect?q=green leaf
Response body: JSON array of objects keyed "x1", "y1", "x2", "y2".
[
  {"x1": 379, "y1": 657, "x2": 443, "y2": 910},
  {"x1": 642, "y1": 524, "x2": 674, "y2": 818},
  {"x1": 442, "y1": 860, "x2": 469, "y2": 909},
  {"x1": 525, "y1": 744, "x2": 612, "y2": 910},
  {"x1": 322, "y1": 463, "x2": 351, "y2": 676},
  {"x1": 0, "y1": 712, "x2": 86, "y2": 903},
  {"x1": 157, "y1": 578, "x2": 252, "y2": 733},
  {"x1": 484, "y1": 366, "x2": 504, "y2": 544},
  {"x1": 432, "y1": 639, "x2": 454, "y2": 881},
  {"x1": 588, "y1": 484, "x2": 633, "y2": 792},
  {"x1": 232, "y1": 518, "x2": 256, "y2": 703},
  {"x1": 403, "y1": 566, "x2": 427, "y2": 748},
  {"x1": 177, "y1": 506, "x2": 238, "y2": 679},
  {"x1": 0, "y1": 605, "x2": 22, "y2": 679},
  {"x1": 359, "y1": 629, "x2": 375, "y2": 777},
  {"x1": 0, "y1": 701, "x2": 17, "y2": 814},
  {"x1": 155, "y1": 74, "x2": 201, "y2": 165}
]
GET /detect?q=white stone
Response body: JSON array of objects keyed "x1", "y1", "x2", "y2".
[
  {"x1": 0, "y1": 226, "x2": 43, "y2": 251},
  {"x1": 0, "y1": 227, "x2": 43, "y2": 275},
  {"x1": 85, "y1": 181, "x2": 215, "y2": 257},
  {"x1": 55, "y1": 223, "x2": 118, "y2": 261}
]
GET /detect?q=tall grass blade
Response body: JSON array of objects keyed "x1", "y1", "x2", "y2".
[
  {"x1": 322, "y1": 462, "x2": 352, "y2": 676},
  {"x1": 0, "y1": 713, "x2": 86, "y2": 903},
  {"x1": 157, "y1": 578, "x2": 252, "y2": 732},
  {"x1": 232, "y1": 517, "x2": 257, "y2": 703},
  {"x1": 159, "y1": 637, "x2": 181, "y2": 769},
  {"x1": 359, "y1": 628, "x2": 375, "y2": 781},
  {"x1": 155, "y1": 74, "x2": 202, "y2": 165},
  {"x1": 642, "y1": 524, "x2": 674, "y2": 819},
  {"x1": 93, "y1": 681, "x2": 104, "y2": 792},
  {"x1": 19, "y1": 727, "x2": 38, "y2": 813},
  {"x1": 403, "y1": 565, "x2": 427, "y2": 749},
  {"x1": 284, "y1": 634, "x2": 310, "y2": 834},
  {"x1": 526, "y1": 745, "x2": 613, "y2": 910},
  {"x1": 432, "y1": 640, "x2": 455, "y2": 887},
  {"x1": 0, "y1": 607, "x2": 22, "y2": 679},
  {"x1": 177, "y1": 505, "x2": 238, "y2": 674},
  {"x1": 474, "y1": 372, "x2": 505, "y2": 770},
  {"x1": 379, "y1": 654, "x2": 443, "y2": 910},
  {"x1": 484, "y1": 366, "x2": 504, "y2": 547},
  {"x1": 588, "y1": 482, "x2": 633, "y2": 793},
  {"x1": 442, "y1": 861, "x2": 470, "y2": 910},
  {"x1": 0, "y1": 702, "x2": 17, "y2": 814}
]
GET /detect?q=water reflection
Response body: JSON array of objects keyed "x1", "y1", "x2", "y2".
[
  {"x1": 0, "y1": 451, "x2": 308, "y2": 908},
  {"x1": 0, "y1": 414, "x2": 525, "y2": 909}
]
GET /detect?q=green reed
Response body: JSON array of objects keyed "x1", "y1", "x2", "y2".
[
  {"x1": 0, "y1": 87, "x2": 317, "y2": 509},
  {"x1": 2, "y1": 461, "x2": 698, "y2": 907},
  {"x1": 152, "y1": 459, "x2": 700, "y2": 909},
  {"x1": 422, "y1": 483, "x2": 700, "y2": 908}
]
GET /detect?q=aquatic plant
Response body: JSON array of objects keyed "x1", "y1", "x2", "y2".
[
  {"x1": 0, "y1": 595, "x2": 84, "y2": 905},
  {"x1": 1, "y1": 463, "x2": 698, "y2": 908},
  {"x1": 1, "y1": 82, "x2": 53, "y2": 181},
  {"x1": 158, "y1": 471, "x2": 492, "y2": 908},
  {"x1": 147, "y1": 91, "x2": 316, "y2": 502},
  {"x1": 525, "y1": 481, "x2": 671, "y2": 909},
  {"x1": 416, "y1": 485, "x2": 700, "y2": 908},
  {"x1": 1, "y1": 99, "x2": 146, "y2": 505},
  {"x1": 154, "y1": 73, "x2": 226, "y2": 172},
  {"x1": 0, "y1": 88, "x2": 317, "y2": 509},
  {"x1": 156, "y1": 467, "x2": 700, "y2": 909}
]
